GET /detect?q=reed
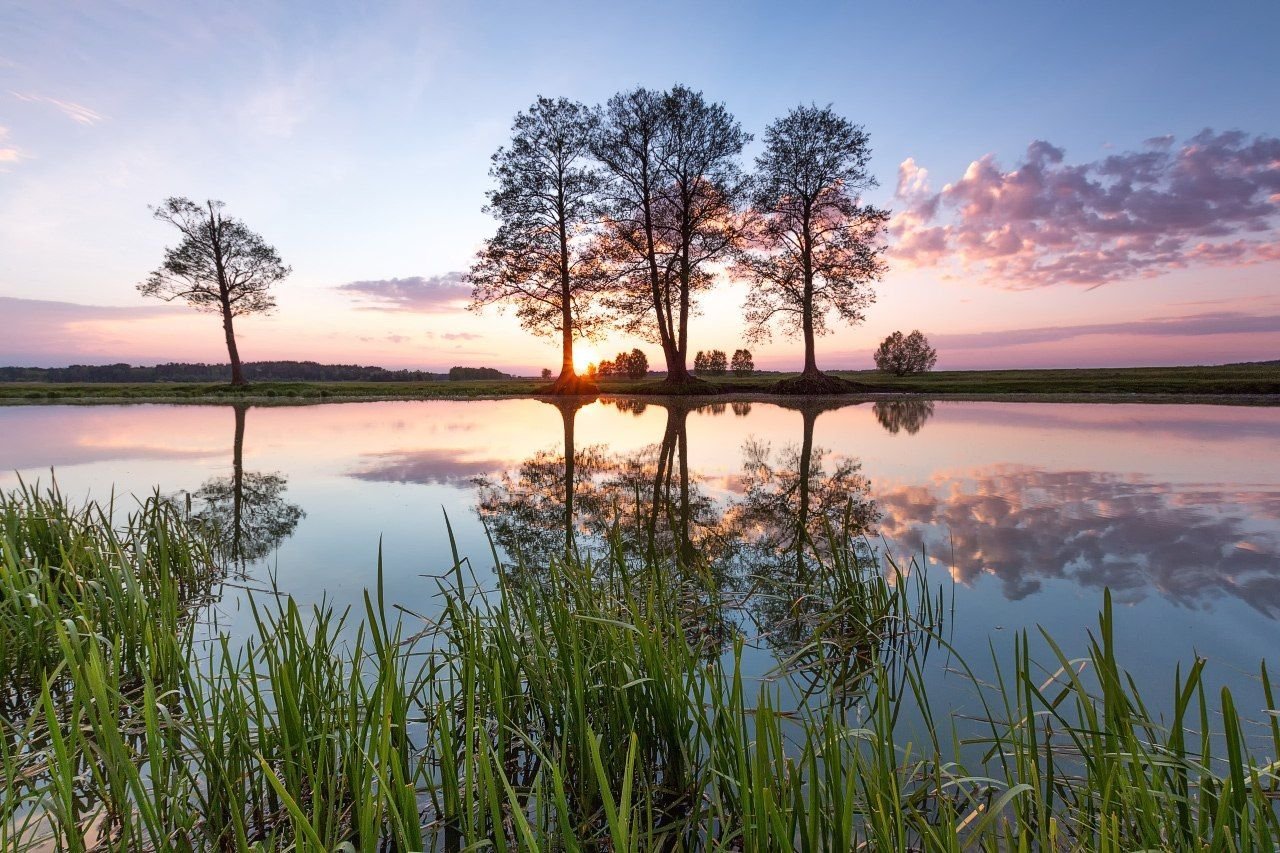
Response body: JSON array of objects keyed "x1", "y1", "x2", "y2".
[{"x1": 2, "y1": 482, "x2": 1276, "y2": 850}]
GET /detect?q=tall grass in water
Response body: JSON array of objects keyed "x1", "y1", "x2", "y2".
[{"x1": 2, "y1": 482, "x2": 1277, "y2": 850}]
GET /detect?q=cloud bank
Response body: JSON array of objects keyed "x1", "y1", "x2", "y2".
[
  {"x1": 892, "y1": 130, "x2": 1280, "y2": 288},
  {"x1": 336, "y1": 272, "x2": 470, "y2": 312}
]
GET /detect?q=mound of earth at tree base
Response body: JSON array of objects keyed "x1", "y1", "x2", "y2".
[
  {"x1": 770, "y1": 371, "x2": 868, "y2": 395},
  {"x1": 545, "y1": 374, "x2": 600, "y2": 395},
  {"x1": 659, "y1": 375, "x2": 721, "y2": 395}
]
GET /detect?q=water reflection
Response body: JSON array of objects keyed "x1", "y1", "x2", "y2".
[
  {"x1": 873, "y1": 400, "x2": 935, "y2": 435},
  {"x1": 876, "y1": 466, "x2": 1280, "y2": 616},
  {"x1": 467, "y1": 399, "x2": 1280, "y2": 622},
  {"x1": 178, "y1": 405, "x2": 304, "y2": 568}
]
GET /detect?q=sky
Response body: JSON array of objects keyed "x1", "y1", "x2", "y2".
[{"x1": 1, "y1": 0, "x2": 1278, "y2": 373}]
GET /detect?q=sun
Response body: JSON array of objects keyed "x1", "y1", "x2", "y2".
[{"x1": 573, "y1": 344, "x2": 600, "y2": 374}]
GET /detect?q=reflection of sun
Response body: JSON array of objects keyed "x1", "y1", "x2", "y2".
[{"x1": 573, "y1": 344, "x2": 599, "y2": 374}]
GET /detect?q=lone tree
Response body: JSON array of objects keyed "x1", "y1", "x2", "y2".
[
  {"x1": 594, "y1": 85, "x2": 749, "y2": 389},
  {"x1": 874, "y1": 330, "x2": 937, "y2": 375},
  {"x1": 468, "y1": 97, "x2": 603, "y2": 395},
  {"x1": 731, "y1": 348, "x2": 754, "y2": 376},
  {"x1": 734, "y1": 105, "x2": 889, "y2": 394},
  {"x1": 139, "y1": 198, "x2": 290, "y2": 386}
]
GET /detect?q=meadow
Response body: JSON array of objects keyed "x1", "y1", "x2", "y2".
[{"x1": 0, "y1": 362, "x2": 1277, "y2": 405}]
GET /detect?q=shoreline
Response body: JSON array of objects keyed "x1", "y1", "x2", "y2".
[{"x1": 2, "y1": 389, "x2": 1277, "y2": 407}]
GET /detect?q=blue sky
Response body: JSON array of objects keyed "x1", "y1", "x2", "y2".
[{"x1": 1, "y1": 0, "x2": 1278, "y2": 370}]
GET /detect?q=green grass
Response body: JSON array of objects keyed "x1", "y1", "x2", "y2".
[
  {"x1": 1, "y1": 362, "x2": 1277, "y2": 404},
  {"x1": 2, "y1": 482, "x2": 1278, "y2": 849}
]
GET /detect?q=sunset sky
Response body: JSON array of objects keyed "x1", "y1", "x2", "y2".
[{"x1": 1, "y1": 0, "x2": 1277, "y2": 373}]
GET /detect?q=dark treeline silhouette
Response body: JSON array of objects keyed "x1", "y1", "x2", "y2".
[
  {"x1": 0, "y1": 361, "x2": 448, "y2": 383},
  {"x1": 447, "y1": 366, "x2": 513, "y2": 380}
]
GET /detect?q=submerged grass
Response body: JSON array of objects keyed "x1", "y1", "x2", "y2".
[{"x1": 1, "y1": 482, "x2": 1278, "y2": 850}]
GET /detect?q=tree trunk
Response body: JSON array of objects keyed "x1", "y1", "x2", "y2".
[
  {"x1": 222, "y1": 306, "x2": 247, "y2": 386},
  {"x1": 801, "y1": 294, "x2": 818, "y2": 376}
]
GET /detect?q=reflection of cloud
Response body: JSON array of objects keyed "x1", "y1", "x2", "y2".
[
  {"x1": 0, "y1": 408, "x2": 222, "y2": 469},
  {"x1": 876, "y1": 465, "x2": 1280, "y2": 616},
  {"x1": 892, "y1": 130, "x2": 1280, "y2": 287},
  {"x1": 336, "y1": 272, "x2": 469, "y2": 312},
  {"x1": 348, "y1": 448, "x2": 509, "y2": 485},
  {"x1": 923, "y1": 403, "x2": 1280, "y2": 444}
]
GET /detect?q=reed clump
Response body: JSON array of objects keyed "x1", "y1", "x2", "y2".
[{"x1": 1, "y1": 482, "x2": 1277, "y2": 850}]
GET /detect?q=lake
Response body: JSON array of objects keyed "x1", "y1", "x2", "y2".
[{"x1": 3, "y1": 397, "x2": 1278, "y2": 710}]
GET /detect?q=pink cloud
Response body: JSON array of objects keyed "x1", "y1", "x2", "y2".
[{"x1": 891, "y1": 130, "x2": 1280, "y2": 288}]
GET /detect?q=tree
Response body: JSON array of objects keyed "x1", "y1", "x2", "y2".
[
  {"x1": 731, "y1": 348, "x2": 754, "y2": 376},
  {"x1": 468, "y1": 97, "x2": 603, "y2": 394},
  {"x1": 623, "y1": 347, "x2": 648, "y2": 379},
  {"x1": 734, "y1": 106, "x2": 889, "y2": 393},
  {"x1": 873, "y1": 330, "x2": 937, "y2": 375},
  {"x1": 593, "y1": 85, "x2": 750, "y2": 387},
  {"x1": 139, "y1": 198, "x2": 290, "y2": 386},
  {"x1": 707, "y1": 349, "x2": 728, "y2": 375},
  {"x1": 541, "y1": 368, "x2": 553, "y2": 380},
  {"x1": 693, "y1": 351, "x2": 709, "y2": 374}
]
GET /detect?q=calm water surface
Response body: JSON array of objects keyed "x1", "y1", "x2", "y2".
[{"x1": 3, "y1": 398, "x2": 1278, "y2": 707}]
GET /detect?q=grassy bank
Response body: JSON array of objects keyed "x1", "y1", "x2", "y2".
[
  {"x1": 1, "y1": 362, "x2": 1277, "y2": 405},
  {"x1": 3, "y1": 483, "x2": 1279, "y2": 849}
]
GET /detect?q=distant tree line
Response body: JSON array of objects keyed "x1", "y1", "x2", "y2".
[
  {"x1": 597, "y1": 349, "x2": 649, "y2": 379},
  {"x1": 447, "y1": 366, "x2": 513, "y2": 381},
  {"x1": 0, "y1": 361, "x2": 447, "y2": 383}
]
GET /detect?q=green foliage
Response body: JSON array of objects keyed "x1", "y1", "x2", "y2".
[
  {"x1": 693, "y1": 349, "x2": 728, "y2": 375},
  {"x1": 874, "y1": 329, "x2": 938, "y2": 375}
]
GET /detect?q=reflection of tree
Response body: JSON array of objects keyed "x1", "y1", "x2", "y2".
[
  {"x1": 731, "y1": 402, "x2": 752, "y2": 417},
  {"x1": 475, "y1": 401, "x2": 736, "y2": 650},
  {"x1": 184, "y1": 405, "x2": 304, "y2": 567},
  {"x1": 873, "y1": 400, "x2": 935, "y2": 435},
  {"x1": 728, "y1": 404, "x2": 882, "y2": 685},
  {"x1": 875, "y1": 466, "x2": 1280, "y2": 616},
  {"x1": 475, "y1": 399, "x2": 608, "y2": 568},
  {"x1": 610, "y1": 398, "x2": 648, "y2": 417}
]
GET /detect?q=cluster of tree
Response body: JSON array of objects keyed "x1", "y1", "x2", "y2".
[
  {"x1": 597, "y1": 348, "x2": 649, "y2": 379},
  {"x1": 693, "y1": 350, "x2": 728, "y2": 375},
  {"x1": 447, "y1": 366, "x2": 512, "y2": 381},
  {"x1": 873, "y1": 330, "x2": 938, "y2": 375},
  {"x1": 691, "y1": 348, "x2": 756, "y2": 377},
  {"x1": 467, "y1": 89, "x2": 890, "y2": 394},
  {"x1": 131, "y1": 94, "x2": 897, "y2": 391},
  {"x1": 0, "y1": 361, "x2": 445, "y2": 383}
]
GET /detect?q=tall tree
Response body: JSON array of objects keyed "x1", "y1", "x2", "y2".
[
  {"x1": 468, "y1": 97, "x2": 603, "y2": 394},
  {"x1": 734, "y1": 106, "x2": 890, "y2": 393},
  {"x1": 594, "y1": 85, "x2": 749, "y2": 387},
  {"x1": 139, "y1": 198, "x2": 290, "y2": 386}
]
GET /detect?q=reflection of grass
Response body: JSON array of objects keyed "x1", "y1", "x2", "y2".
[
  {"x1": 1, "y1": 362, "x2": 1278, "y2": 403},
  {"x1": 3, "y1": 484, "x2": 1279, "y2": 849}
]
